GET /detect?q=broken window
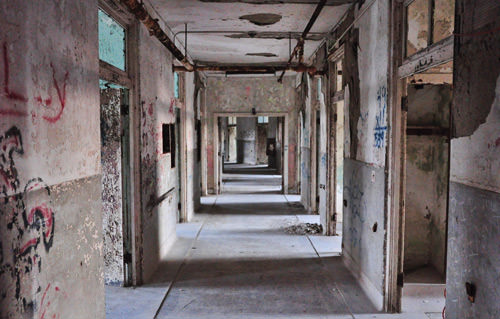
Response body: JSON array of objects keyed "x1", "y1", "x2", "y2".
[
  {"x1": 98, "y1": 9, "x2": 126, "y2": 71},
  {"x1": 405, "y1": 0, "x2": 455, "y2": 57},
  {"x1": 162, "y1": 123, "x2": 176, "y2": 168}
]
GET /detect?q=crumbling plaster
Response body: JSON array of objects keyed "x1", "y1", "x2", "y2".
[
  {"x1": 138, "y1": 25, "x2": 179, "y2": 282},
  {"x1": 0, "y1": 1, "x2": 104, "y2": 318}
]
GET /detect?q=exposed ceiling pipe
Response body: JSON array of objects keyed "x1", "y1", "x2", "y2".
[
  {"x1": 120, "y1": 0, "x2": 194, "y2": 71},
  {"x1": 174, "y1": 64, "x2": 318, "y2": 75},
  {"x1": 278, "y1": 0, "x2": 327, "y2": 82}
]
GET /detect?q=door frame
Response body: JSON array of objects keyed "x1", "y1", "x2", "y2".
[
  {"x1": 212, "y1": 112, "x2": 289, "y2": 194},
  {"x1": 98, "y1": 0, "x2": 142, "y2": 286}
]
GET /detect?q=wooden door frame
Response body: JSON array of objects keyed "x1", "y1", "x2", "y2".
[{"x1": 98, "y1": 0, "x2": 141, "y2": 286}]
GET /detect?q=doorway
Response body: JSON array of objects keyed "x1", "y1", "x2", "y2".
[
  {"x1": 400, "y1": 61, "x2": 453, "y2": 312},
  {"x1": 98, "y1": 4, "x2": 136, "y2": 287},
  {"x1": 218, "y1": 115, "x2": 285, "y2": 194}
]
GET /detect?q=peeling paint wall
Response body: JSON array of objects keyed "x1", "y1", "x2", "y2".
[
  {"x1": 341, "y1": 0, "x2": 389, "y2": 310},
  {"x1": 205, "y1": 76, "x2": 299, "y2": 193},
  {"x1": 138, "y1": 25, "x2": 179, "y2": 283},
  {"x1": 100, "y1": 88, "x2": 124, "y2": 285},
  {"x1": 0, "y1": 1, "x2": 104, "y2": 318},
  {"x1": 447, "y1": 1, "x2": 500, "y2": 316}
]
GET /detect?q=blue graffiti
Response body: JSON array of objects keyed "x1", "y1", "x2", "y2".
[
  {"x1": 374, "y1": 86, "x2": 387, "y2": 148},
  {"x1": 320, "y1": 153, "x2": 327, "y2": 167}
]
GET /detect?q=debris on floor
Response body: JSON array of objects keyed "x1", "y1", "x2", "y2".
[{"x1": 283, "y1": 222, "x2": 323, "y2": 235}]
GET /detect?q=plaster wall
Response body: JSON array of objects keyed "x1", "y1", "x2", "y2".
[
  {"x1": 0, "y1": 1, "x2": 104, "y2": 318},
  {"x1": 138, "y1": 26, "x2": 179, "y2": 283},
  {"x1": 446, "y1": 1, "x2": 500, "y2": 317},
  {"x1": 340, "y1": 0, "x2": 390, "y2": 309},
  {"x1": 205, "y1": 76, "x2": 299, "y2": 193}
]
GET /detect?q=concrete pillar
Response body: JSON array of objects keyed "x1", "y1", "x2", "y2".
[{"x1": 236, "y1": 117, "x2": 256, "y2": 164}]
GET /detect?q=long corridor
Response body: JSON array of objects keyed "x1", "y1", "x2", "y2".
[
  {"x1": 105, "y1": 169, "x2": 446, "y2": 319},
  {"x1": 106, "y1": 169, "x2": 445, "y2": 319}
]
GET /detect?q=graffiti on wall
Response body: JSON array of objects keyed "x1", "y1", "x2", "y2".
[
  {"x1": 343, "y1": 170, "x2": 366, "y2": 250},
  {"x1": 1, "y1": 42, "x2": 69, "y2": 123},
  {"x1": 373, "y1": 86, "x2": 387, "y2": 148},
  {"x1": 0, "y1": 126, "x2": 57, "y2": 317}
]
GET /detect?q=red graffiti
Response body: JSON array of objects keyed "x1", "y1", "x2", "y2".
[
  {"x1": 495, "y1": 137, "x2": 500, "y2": 147},
  {"x1": 1, "y1": 42, "x2": 68, "y2": 122},
  {"x1": 0, "y1": 108, "x2": 27, "y2": 117},
  {"x1": 169, "y1": 98, "x2": 175, "y2": 114},
  {"x1": 41, "y1": 63, "x2": 68, "y2": 123},
  {"x1": 28, "y1": 203, "x2": 54, "y2": 239},
  {"x1": 2, "y1": 42, "x2": 28, "y2": 102},
  {"x1": 148, "y1": 103, "x2": 153, "y2": 116},
  {"x1": 39, "y1": 284, "x2": 51, "y2": 319},
  {"x1": 245, "y1": 86, "x2": 251, "y2": 97}
]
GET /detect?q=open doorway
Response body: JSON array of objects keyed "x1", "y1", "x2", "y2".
[
  {"x1": 98, "y1": 5, "x2": 135, "y2": 287},
  {"x1": 219, "y1": 116, "x2": 284, "y2": 194},
  {"x1": 400, "y1": 61, "x2": 452, "y2": 312}
]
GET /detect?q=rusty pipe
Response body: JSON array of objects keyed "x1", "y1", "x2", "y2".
[
  {"x1": 120, "y1": 0, "x2": 194, "y2": 71},
  {"x1": 278, "y1": 0, "x2": 327, "y2": 82}
]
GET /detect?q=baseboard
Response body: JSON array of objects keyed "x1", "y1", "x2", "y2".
[{"x1": 343, "y1": 251, "x2": 384, "y2": 311}]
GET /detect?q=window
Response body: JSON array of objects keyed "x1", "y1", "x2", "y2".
[
  {"x1": 228, "y1": 117, "x2": 237, "y2": 125},
  {"x1": 258, "y1": 116, "x2": 268, "y2": 124},
  {"x1": 405, "y1": 0, "x2": 455, "y2": 57},
  {"x1": 174, "y1": 72, "x2": 179, "y2": 99},
  {"x1": 162, "y1": 123, "x2": 176, "y2": 168},
  {"x1": 98, "y1": 9, "x2": 126, "y2": 71}
]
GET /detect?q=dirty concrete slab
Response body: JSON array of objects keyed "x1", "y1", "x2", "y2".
[{"x1": 156, "y1": 173, "x2": 378, "y2": 318}]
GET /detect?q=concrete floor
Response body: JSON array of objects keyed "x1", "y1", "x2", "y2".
[{"x1": 106, "y1": 166, "x2": 443, "y2": 319}]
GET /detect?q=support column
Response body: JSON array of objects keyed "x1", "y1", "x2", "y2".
[{"x1": 236, "y1": 117, "x2": 257, "y2": 164}]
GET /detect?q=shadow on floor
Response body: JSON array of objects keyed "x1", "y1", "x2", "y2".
[{"x1": 154, "y1": 256, "x2": 379, "y2": 317}]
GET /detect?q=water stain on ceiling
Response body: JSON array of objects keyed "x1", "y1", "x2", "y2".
[
  {"x1": 245, "y1": 52, "x2": 278, "y2": 57},
  {"x1": 239, "y1": 13, "x2": 282, "y2": 26}
]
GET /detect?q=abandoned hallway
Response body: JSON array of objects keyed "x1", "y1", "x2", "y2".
[{"x1": 1, "y1": 0, "x2": 500, "y2": 318}]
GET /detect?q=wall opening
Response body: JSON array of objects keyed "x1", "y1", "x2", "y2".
[
  {"x1": 98, "y1": 5, "x2": 134, "y2": 287},
  {"x1": 400, "y1": 60, "x2": 453, "y2": 312}
]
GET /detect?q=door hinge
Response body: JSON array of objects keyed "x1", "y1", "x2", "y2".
[
  {"x1": 178, "y1": 202, "x2": 181, "y2": 211},
  {"x1": 333, "y1": 113, "x2": 338, "y2": 122}
]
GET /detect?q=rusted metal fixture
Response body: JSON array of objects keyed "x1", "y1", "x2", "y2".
[
  {"x1": 173, "y1": 64, "x2": 318, "y2": 76},
  {"x1": 120, "y1": 0, "x2": 194, "y2": 71},
  {"x1": 278, "y1": 0, "x2": 327, "y2": 82}
]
